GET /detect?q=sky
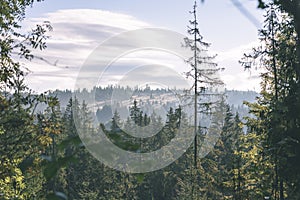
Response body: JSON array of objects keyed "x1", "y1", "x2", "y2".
[{"x1": 22, "y1": 0, "x2": 265, "y2": 92}]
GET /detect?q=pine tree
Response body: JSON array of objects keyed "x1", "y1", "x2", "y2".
[
  {"x1": 183, "y1": 0, "x2": 224, "y2": 168},
  {"x1": 0, "y1": 1, "x2": 53, "y2": 198},
  {"x1": 240, "y1": 3, "x2": 299, "y2": 198},
  {"x1": 111, "y1": 110, "x2": 121, "y2": 132},
  {"x1": 130, "y1": 99, "x2": 141, "y2": 126}
]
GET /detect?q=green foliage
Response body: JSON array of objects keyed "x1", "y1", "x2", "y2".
[
  {"x1": 2, "y1": 0, "x2": 300, "y2": 199},
  {"x1": 0, "y1": 1, "x2": 58, "y2": 198},
  {"x1": 241, "y1": 3, "x2": 300, "y2": 199}
]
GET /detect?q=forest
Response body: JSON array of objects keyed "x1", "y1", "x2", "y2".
[{"x1": 1, "y1": 0, "x2": 300, "y2": 199}]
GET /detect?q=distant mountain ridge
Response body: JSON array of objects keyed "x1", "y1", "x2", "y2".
[
  {"x1": 44, "y1": 86, "x2": 259, "y2": 125},
  {"x1": 225, "y1": 89, "x2": 258, "y2": 108},
  {"x1": 49, "y1": 87, "x2": 258, "y2": 110}
]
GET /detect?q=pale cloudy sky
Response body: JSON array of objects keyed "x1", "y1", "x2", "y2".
[{"x1": 22, "y1": 0, "x2": 265, "y2": 92}]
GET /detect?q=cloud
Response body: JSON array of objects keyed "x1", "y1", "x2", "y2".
[
  {"x1": 22, "y1": 8, "x2": 261, "y2": 93},
  {"x1": 23, "y1": 9, "x2": 151, "y2": 92},
  {"x1": 215, "y1": 40, "x2": 260, "y2": 62},
  {"x1": 212, "y1": 40, "x2": 262, "y2": 91}
]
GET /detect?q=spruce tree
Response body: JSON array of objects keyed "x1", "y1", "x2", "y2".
[
  {"x1": 183, "y1": 0, "x2": 224, "y2": 168},
  {"x1": 240, "y1": 3, "x2": 299, "y2": 198}
]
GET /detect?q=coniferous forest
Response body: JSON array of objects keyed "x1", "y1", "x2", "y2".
[{"x1": 1, "y1": 0, "x2": 300, "y2": 199}]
